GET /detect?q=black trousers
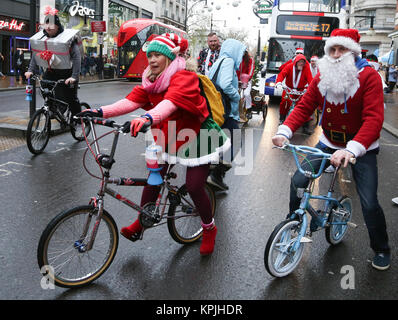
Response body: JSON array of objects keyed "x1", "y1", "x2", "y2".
[{"x1": 43, "y1": 69, "x2": 81, "y2": 116}]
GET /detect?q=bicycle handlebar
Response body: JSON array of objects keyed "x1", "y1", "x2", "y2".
[
  {"x1": 282, "y1": 85, "x2": 306, "y2": 97},
  {"x1": 74, "y1": 116, "x2": 151, "y2": 135},
  {"x1": 276, "y1": 143, "x2": 355, "y2": 179}
]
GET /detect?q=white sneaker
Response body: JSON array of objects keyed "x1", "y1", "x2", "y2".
[
  {"x1": 392, "y1": 197, "x2": 398, "y2": 205},
  {"x1": 325, "y1": 165, "x2": 335, "y2": 173}
]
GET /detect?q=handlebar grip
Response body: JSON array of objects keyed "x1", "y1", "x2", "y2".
[
  {"x1": 92, "y1": 117, "x2": 115, "y2": 128},
  {"x1": 140, "y1": 121, "x2": 151, "y2": 133}
]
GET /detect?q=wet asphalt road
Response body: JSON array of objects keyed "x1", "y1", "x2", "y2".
[{"x1": 0, "y1": 81, "x2": 398, "y2": 300}]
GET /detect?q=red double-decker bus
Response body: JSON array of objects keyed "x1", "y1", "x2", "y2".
[{"x1": 117, "y1": 19, "x2": 187, "y2": 80}]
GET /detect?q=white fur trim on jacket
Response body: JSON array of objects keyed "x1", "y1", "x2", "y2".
[
  {"x1": 324, "y1": 36, "x2": 361, "y2": 55},
  {"x1": 276, "y1": 124, "x2": 293, "y2": 139}
]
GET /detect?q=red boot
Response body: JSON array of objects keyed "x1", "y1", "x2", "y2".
[
  {"x1": 120, "y1": 218, "x2": 143, "y2": 242},
  {"x1": 200, "y1": 225, "x2": 217, "y2": 256}
]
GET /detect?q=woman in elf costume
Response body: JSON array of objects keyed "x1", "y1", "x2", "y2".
[{"x1": 78, "y1": 33, "x2": 230, "y2": 255}]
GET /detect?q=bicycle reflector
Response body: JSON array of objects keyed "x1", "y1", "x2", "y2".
[{"x1": 145, "y1": 144, "x2": 163, "y2": 185}]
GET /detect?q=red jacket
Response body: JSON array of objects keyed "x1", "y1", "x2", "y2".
[
  {"x1": 276, "y1": 54, "x2": 313, "y2": 90},
  {"x1": 283, "y1": 66, "x2": 384, "y2": 151},
  {"x1": 237, "y1": 55, "x2": 255, "y2": 82},
  {"x1": 126, "y1": 70, "x2": 209, "y2": 154}
]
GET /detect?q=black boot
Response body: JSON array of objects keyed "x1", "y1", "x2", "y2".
[{"x1": 207, "y1": 164, "x2": 229, "y2": 191}]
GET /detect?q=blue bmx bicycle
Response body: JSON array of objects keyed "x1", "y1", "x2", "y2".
[{"x1": 264, "y1": 144, "x2": 356, "y2": 277}]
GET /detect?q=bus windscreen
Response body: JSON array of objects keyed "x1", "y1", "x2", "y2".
[{"x1": 267, "y1": 38, "x2": 325, "y2": 72}]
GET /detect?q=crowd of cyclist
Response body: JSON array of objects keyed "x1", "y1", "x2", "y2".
[{"x1": 26, "y1": 7, "x2": 392, "y2": 271}]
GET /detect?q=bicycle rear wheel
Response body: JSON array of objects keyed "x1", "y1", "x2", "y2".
[
  {"x1": 70, "y1": 102, "x2": 91, "y2": 141},
  {"x1": 26, "y1": 108, "x2": 51, "y2": 155},
  {"x1": 264, "y1": 219, "x2": 305, "y2": 277},
  {"x1": 167, "y1": 183, "x2": 216, "y2": 244},
  {"x1": 37, "y1": 205, "x2": 118, "y2": 288},
  {"x1": 325, "y1": 196, "x2": 352, "y2": 245}
]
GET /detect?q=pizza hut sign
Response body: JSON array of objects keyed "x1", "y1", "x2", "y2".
[
  {"x1": 0, "y1": 16, "x2": 28, "y2": 33},
  {"x1": 69, "y1": 1, "x2": 95, "y2": 18}
]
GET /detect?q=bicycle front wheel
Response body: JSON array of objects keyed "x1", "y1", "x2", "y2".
[
  {"x1": 167, "y1": 183, "x2": 216, "y2": 244},
  {"x1": 70, "y1": 102, "x2": 91, "y2": 141},
  {"x1": 264, "y1": 219, "x2": 305, "y2": 277},
  {"x1": 26, "y1": 108, "x2": 51, "y2": 155},
  {"x1": 37, "y1": 205, "x2": 118, "y2": 288}
]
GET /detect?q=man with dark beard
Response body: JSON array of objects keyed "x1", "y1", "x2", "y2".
[{"x1": 272, "y1": 29, "x2": 390, "y2": 271}]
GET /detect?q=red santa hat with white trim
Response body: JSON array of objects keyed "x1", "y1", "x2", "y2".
[
  {"x1": 295, "y1": 47, "x2": 304, "y2": 54},
  {"x1": 324, "y1": 28, "x2": 361, "y2": 56}
]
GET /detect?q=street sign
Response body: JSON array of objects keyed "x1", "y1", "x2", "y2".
[{"x1": 91, "y1": 20, "x2": 106, "y2": 32}]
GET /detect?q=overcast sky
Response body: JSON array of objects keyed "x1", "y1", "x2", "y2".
[{"x1": 203, "y1": 0, "x2": 271, "y2": 50}]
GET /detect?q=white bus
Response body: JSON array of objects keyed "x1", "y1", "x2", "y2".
[{"x1": 263, "y1": 0, "x2": 347, "y2": 99}]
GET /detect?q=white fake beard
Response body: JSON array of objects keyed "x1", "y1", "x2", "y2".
[{"x1": 317, "y1": 52, "x2": 360, "y2": 105}]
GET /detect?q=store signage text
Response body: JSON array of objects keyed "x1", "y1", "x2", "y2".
[
  {"x1": 0, "y1": 19, "x2": 25, "y2": 31},
  {"x1": 69, "y1": 1, "x2": 95, "y2": 18}
]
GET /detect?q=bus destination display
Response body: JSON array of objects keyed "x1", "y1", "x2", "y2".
[{"x1": 277, "y1": 15, "x2": 339, "y2": 37}]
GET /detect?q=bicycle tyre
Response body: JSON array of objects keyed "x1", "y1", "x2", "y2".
[
  {"x1": 26, "y1": 108, "x2": 51, "y2": 155},
  {"x1": 37, "y1": 205, "x2": 118, "y2": 288},
  {"x1": 264, "y1": 219, "x2": 305, "y2": 277},
  {"x1": 325, "y1": 196, "x2": 352, "y2": 245},
  {"x1": 167, "y1": 183, "x2": 216, "y2": 244},
  {"x1": 70, "y1": 102, "x2": 91, "y2": 141}
]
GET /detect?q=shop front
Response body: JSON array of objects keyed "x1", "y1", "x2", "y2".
[
  {"x1": 0, "y1": 15, "x2": 32, "y2": 76},
  {"x1": 107, "y1": 1, "x2": 139, "y2": 63},
  {"x1": 54, "y1": 0, "x2": 103, "y2": 59}
]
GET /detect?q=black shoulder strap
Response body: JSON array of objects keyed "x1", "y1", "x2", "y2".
[{"x1": 210, "y1": 57, "x2": 226, "y2": 83}]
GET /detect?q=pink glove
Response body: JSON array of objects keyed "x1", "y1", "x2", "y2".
[
  {"x1": 130, "y1": 117, "x2": 151, "y2": 137},
  {"x1": 240, "y1": 73, "x2": 250, "y2": 84}
]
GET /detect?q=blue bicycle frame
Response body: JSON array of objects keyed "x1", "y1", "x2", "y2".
[{"x1": 283, "y1": 144, "x2": 343, "y2": 251}]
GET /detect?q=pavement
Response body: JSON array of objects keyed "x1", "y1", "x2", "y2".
[
  {"x1": 0, "y1": 75, "x2": 397, "y2": 142},
  {"x1": 0, "y1": 74, "x2": 123, "y2": 146}
]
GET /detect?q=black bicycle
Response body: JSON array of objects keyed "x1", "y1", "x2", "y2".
[{"x1": 26, "y1": 75, "x2": 91, "y2": 154}]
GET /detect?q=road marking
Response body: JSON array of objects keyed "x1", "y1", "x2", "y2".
[{"x1": 0, "y1": 161, "x2": 32, "y2": 177}]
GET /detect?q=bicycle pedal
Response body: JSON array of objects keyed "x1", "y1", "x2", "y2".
[
  {"x1": 300, "y1": 236, "x2": 313, "y2": 243},
  {"x1": 347, "y1": 222, "x2": 358, "y2": 228}
]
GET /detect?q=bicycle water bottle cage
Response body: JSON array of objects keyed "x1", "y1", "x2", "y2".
[{"x1": 97, "y1": 154, "x2": 115, "y2": 169}]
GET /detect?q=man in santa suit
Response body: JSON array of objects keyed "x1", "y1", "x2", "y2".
[
  {"x1": 275, "y1": 54, "x2": 313, "y2": 133},
  {"x1": 272, "y1": 29, "x2": 391, "y2": 271},
  {"x1": 279, "y1": 47, "x2": 305, "y2": 72},
  {"x1": 309, "y1": 55, "x2": 319, "y2": 78}
]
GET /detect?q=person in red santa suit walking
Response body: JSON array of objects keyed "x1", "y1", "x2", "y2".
[
  {"x1": 272, "y1": 28, "x2": 391, "y2": 271},
  {"x1": 237, "y1": 50, "x2": 255, "y2": 122},
  {"x1": 275, "y1": 54, "x2": 313, "y2": 133}
]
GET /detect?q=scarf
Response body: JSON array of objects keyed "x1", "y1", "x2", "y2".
[{"x1": 142, "y1": 56, "x2": 186, "y2": 94}]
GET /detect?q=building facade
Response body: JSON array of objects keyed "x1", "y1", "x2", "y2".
[
  {"x1": 0, "y1": 0, "x2": 39, "y2": 75},
  {"x1": 156, "y1": 0, "x2": 187, "y2": 31},
  {"x1": 348, "y1": 0, "x2": 396, "y2": 57}
]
